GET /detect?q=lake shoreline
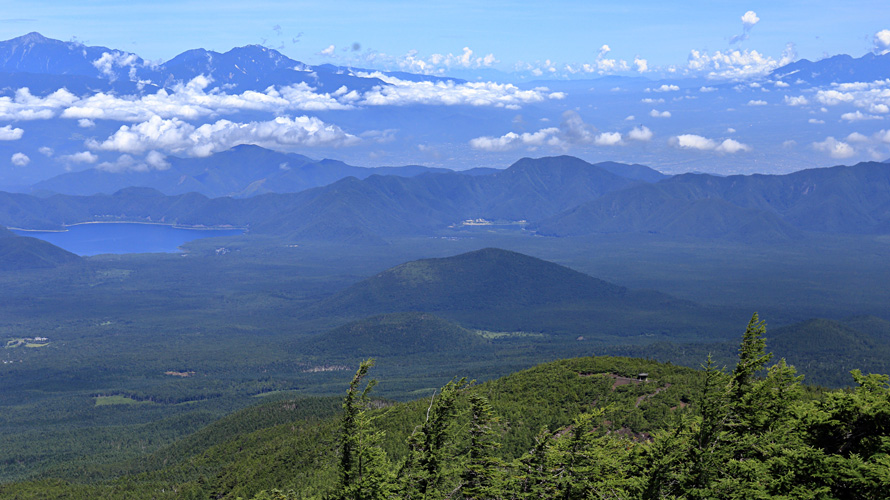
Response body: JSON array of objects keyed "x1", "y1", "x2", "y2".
[{"x1": 10, "y1": 220, "x2": 248, "y2": 233}]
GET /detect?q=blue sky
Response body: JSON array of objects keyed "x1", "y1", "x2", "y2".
[{"x1": 2, "y1": 1, "x2": 888, "y2": 78}]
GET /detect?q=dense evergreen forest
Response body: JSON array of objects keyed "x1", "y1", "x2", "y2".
[{"x1": 3, "y1": 315, "x2": 888, "y2": 499}]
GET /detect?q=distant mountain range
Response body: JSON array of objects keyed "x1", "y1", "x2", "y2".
[
  {"x1": 770, "y1": 51, "x2": 890, "y2": 86},
  {"x1": 2, "y1": 155, "x2": 889, "y2": 243},
  {"x1": 31, "y1": 144, "x2": 453, "y2": 198},
  {"x1": 0, "y1": 32, "x2": 459, "y2": 95}
]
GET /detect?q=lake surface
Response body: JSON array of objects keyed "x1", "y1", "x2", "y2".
[{"x1": 12, "y1": 223, "x2": 243, "y2": 256}]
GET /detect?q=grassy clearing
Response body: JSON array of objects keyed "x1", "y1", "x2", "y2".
[{"x1": 95, "y1": 395, "x2": 152, "y2": 407}]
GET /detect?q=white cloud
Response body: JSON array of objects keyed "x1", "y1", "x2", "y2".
[
  {"x1": 782, "y1": 140, "x2": 797, "y2": 148},
  {"x1": 87, "y1": 115, "x2": 360, "y2": 157},
  {"x1": 78, "y1": 118, "x2": 95, "y2": 128},
  {"x1": 145, "y1": 150, "x2": 170, "y2": 170},
  {"x1": 38, "y1": 146, "x2": 54, "y2": 157},
  {"x1": 627, "y1": 125, "x2": 653, "y2": 141},
  {"x1": 649, "y1": 84, "x2": 680, "y2": 93},
  {"x1": 784, "y1": 95, "x2": 808, "y2": 106},
  {"x1": 813, "y1": 80, "x2": 890, "y2": 117},
  {"x1": 747, "y1": 99, "x2": 768, "y2": 106},
  {"x1": 727, "y1": 127, "x2": 736, "y2": 133},
  {"x1": 62, "y1": 77, "x2": 354, "y2": 122},
  {"x1": 808, "y1": 118, "x2": 825, "y2": 124},
  {"x1": 358, "y1": 73, "x2": 557, "y2": 107},
  {"x1": 96, "y1": 154, "x2": 144, "y2": 173},
  {"x1": 699, "y1": 86, "x2": 718, "y2": 92},
  {"x1": 686, "y1": 44, "x2": 796, "y2": 80},
  {"x1": 633, "y1": 57, "x2": 648, "y2": 73},
  {"x1": 594, "y1": 132, "x2": 623, "y2": 146},
  {"x1": 641, "y1": 98, "x2": 664, "y2": 104},
  {"x1": 60, "y1": 151, "x2": 99, "y2": 164},
  {"x1": 470, "y1": 111, "x2": 640, "y2": 152},
  {"x1": 92, "y1": 51, "x2": 141, "y2": 82},
  {"x1": 841, "y1": 110, "x2": 883, "y2": 122},
  {"x1": 397, "y1": 47, "x2": 498, "y2": 75},
  {"x1": 0, "y1": 125, "x2": 24, "y2": 140},
  {"x1": 741, "y1": 11, "x2": 760, "y2": 27},
  {"x1": 875, "y1": 29, "x2": 890, "y2": 54},
  {"x1": 0, "y1": 88, "x2": 78, "y2": 120},
  {"x1": 877, "y1": 129, "x2": 890, "y2": 143},
  {"x1": 624, "y1": 115, "x2": 635, "y2": 121},
  {"x1": 813, "y1": 137, "x2": 855, "y2": 158},
  {"x1": 10, "y1": 152, "x2": 29, "y2": 166},
  {"x1": 774, "y1": 81, "x2": 790, "y2": 88},
  {"x1": 320, "y1": 45, "x2": 335, "y2": 56},
  {"x1": 650, "y1": 109, "x2": 671, "y2": 118},
  {"x1": 670, "y1": 134, "x2": 750, "y2": 153},
  {"x1": 846, "y1": 132, "x2": 869, "y2": 143},
  {"x1": 715, "y1": 138, "x2": 751, "y2": 153},
  {"x1": 469, "y1": 127, "x2": 560, "y2": 152},
  {"x1": 672, "y1": 134, "x2": 716, "y2": 150}
]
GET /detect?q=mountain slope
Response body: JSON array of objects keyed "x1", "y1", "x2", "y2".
[
  {"x1": 771, "y1": 51, "x2": 890, "y2": 86},
  {"x1": 306, "y1": 248, "x2": 627, "y2": 319},
  {"x1": 303, "y1": 312, "x2": 490, "y2": 357},
  {"x1": 0, "y1": 226, "x2": 80, "y2": 270},
  {"x1": 535, "y1": 161, "x2": 890, "y2": 238},
  {"x1": 32, "y1": 145, "x2": 452, "y2": 198},
  {"x1": 302, "y1": 248, "x2": 740, "y2": 340}
]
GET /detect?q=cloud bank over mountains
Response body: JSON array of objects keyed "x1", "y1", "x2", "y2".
[{"x1": 1, "y1": 26, "x2": 890, "y2": 184}]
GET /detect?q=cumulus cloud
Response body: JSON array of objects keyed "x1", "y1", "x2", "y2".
[
  {"x1": 747, "y1": 99, "x2": 768, "y2": 106},
  {"x1": 670, "y1": 134, "x2": 751, "y2": 153},
  {"x1": 649, "y1": 84, "x2": 680, "y2": 92},
  {"x1": 650, "y1": 109, "x2": 671, "y2": 118},
  {"x1": 397, "y1": 46, "x2": 498, "y2": 75},
  {"x1": 470, "y1": 112, "x2": 651, "y2": 152},
  {"x1": 78, "y1": 118, "x2": 95, "y2": 128},
  {"x1": 92, "y1": 51, "x2": 141, "y2": 82},
  {"x1": 468, "y1": 127, "x2": 561, "y2": 152},
  {"x1": 841, "y1": 110, "x2": 883, "y2": 122},
  {"x1": 594, "y1": 131, "x2": 623, "y2": 146},
  {"x1": 731, "y1": 11, "x2": 761, "y2": 45},
  {"x1": 60, "y1": 151, "x2": 99, "y2": 164},
  {"x1": 686, "y1": 44, "x2": 796, "y2": 80},
  {"x1": 813, "y1": 137, "x2": 855, "y2": 158},
  {"x1": 875, "y1": 29, "x2": 890, "y2": 55},
  {"x1": 358, "y1": 73, "x2": 559, "y2": 107},
  {"x1": 741, "y1": 11, "x2": 760, "y2": 27},
  {"x1": 699, "y1": 86, "x2": 717, "y2": 92},
  {"x1": 633, "y1": 57, "x2": 648, "y2": 73},
  {"x1": 846, "y1": 132, "x2": 869, "y2": 143},
  {"x1": 0, "y1": 88, "x2": 78, "y2": 120},
  {"x1": 145, "y1": 150, "x2": 170, "y2": 170},
  {"x1": 10, "y1": 152, "x2": 29, "y2": 166},
  {"x1": 38, "y1": 146, "x2": 54, "y2": 157},
  {"x1": 87, "y1": 115, "x2": 360, "y2": 158},
  {"x1": 320, "y1": 45, "x2": 335, "y2": 56},
  {"x1": 784, "y1": 95, "x2": 808, "y2": 106},
  {"x1": 627, "y1": 125, "x2": 653, "y2": 141},
  {"x1": 808, "y1": 118, "x2": 825, "y2": 124},
  {"x1": 0, "y1": 125, "x2": 24, "y2": 140},
  {"x1": 814, "y1": 81, "x2": 890, "y2": 116}
]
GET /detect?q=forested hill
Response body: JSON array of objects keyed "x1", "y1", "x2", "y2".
[
  {"x1": 0, "y1": 225, "x2": 80, "y2": 270},
  {"x1": 301, "y1": 247, "x2": 740, "y2": 340},
  {"x1": 4, "y1": 318, "x2": 888, "y2": 499}
]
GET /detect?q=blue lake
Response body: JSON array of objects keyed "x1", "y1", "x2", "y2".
[{"x1": 12, "y1": 223, "x2": 244, "y2": 256}]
